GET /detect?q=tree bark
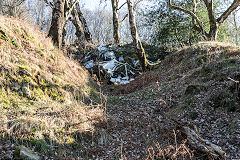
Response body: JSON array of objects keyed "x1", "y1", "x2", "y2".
[
  {"x1": 233, "y1": 11, "x2": 239, "y2": 44},
  {"x1": 48, "y1": 0, "x2": 65, "y2": 48},
  {"x1": 0, "y1": 0, "x2": 2, "y2": 14},
  {"x1": 111, "y1": 0, "x2": 120, "y2": 44},
  {"x1": 47, "y1": 0, "x2": 79, "y2": 48},
  {"x1": 71, "y1": 6, "x2": 84, "y2": 40},
  {"x1": 127, "y1": 0, "x2": 145, "y2": 71},
  {"x1": 75, "y1": 3, "x2": 92, "y2": 43}
]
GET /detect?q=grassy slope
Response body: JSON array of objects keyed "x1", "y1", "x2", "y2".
[
  {"x1": 111, "y1": 41, "x2": 240, "y2": 159},
  {"x1": 0, "y1": 16, "x2": 105, "y2": 158}
]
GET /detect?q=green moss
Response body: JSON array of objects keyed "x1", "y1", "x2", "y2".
[
  {"x1": 32, "y1": 139, "x2": 49, "y2": 152},
  {"x1": 185, "y1": 84, "x2": 206, "y2": 95},
  {"x1": 50, "y1": 54, "x2": 56, "y2": 60},
  {"x1": 210, "y1": 89, "x2": 237, "y2": 111},
  {"x1": 196, "y1": 55, "x2": 208, "y2": 66},
  {"x1": 0, "y1": 27, "x2": 19, "y2": 48},
  {"x1": 36, "y1": 49, "x2": 45, "y2": 56},
  {"x1": 189, "y1": 111, "x2": 198, "y2": 120},
  {"x1": 18, "y1": 65, "x2": 31, "y2": 72},
  {"x1": 0, "y1": 28, "x2": 9, "y2": 41},
  {"x1": 17, "y1": 57, "x2": 28, "y2": 66},
  {"x1": 50, "y1": 89, "x2": 64, "y2": 102},
  {"x1": 21, "y1": 29, "x2": 34, "y2": 40},
  {"x1": 52, "y1": 77, "x2": 61, "y2": 86},
  {"x1": 11, "y1": 40, "x2": 19, "y2": 48},
  {"x1": 13, "y1": 147, "x2": 21, "y2": 159},
  {"x1": 32, "y1": 87, "x2": 45, "y2": 99},
  {"x1": 109, "y1": 87, "x2": 116, "y2": 92}
]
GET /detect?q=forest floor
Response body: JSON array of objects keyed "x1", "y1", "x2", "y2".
[
  {"x1": 0, "y1": 16, "x2": 239, "y2": 159},
  {"x1": 93, "y1": 42, "x2": 240, "y2": 160},
  {"x1": 1, "y1": 42, "x2": 239, "y2": 160}
]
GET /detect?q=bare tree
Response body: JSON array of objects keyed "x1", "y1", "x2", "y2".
[
  {"x1": 84, "y1": 8, "x2": 113, "y2": 44},
  {"x1": 169, "y1": 0, "x2": 240, "y2": 41},
  {"x1": 45, "y1": 0, "x2": 78, "y2": 48},
  {"x1": 127, "y1": 0, "x2": 146, "y2": 71},
  {"x1": 0, "y1": 0, "x2": 3, "y2": 14},
  {"x1": 0, "y1": 0, "x2": 28, "y2": 18},
  {"x1": 232, "y1": 10, "x2": 239, "y2": 44},
  {"x1": 73, "y1": 3, "x2": 92, "y2": 43},
  {"x1": 111, "y1": 0, "x2": 144, "y2": 44},
  {"x1": 111, "y1": 0, "x2": 120, "y2": 44}
]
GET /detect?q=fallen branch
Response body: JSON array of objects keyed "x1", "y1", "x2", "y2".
[
  {"x1": 168, "y1": 117, "x2": 226, "y2": 159},
  {"x1": 182, "y1": 126, "x2": 226, "y2": 159}
]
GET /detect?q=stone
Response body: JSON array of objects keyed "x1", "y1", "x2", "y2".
[{"x1": 14, "y1": 145, "x2": 40, "y2": 160}]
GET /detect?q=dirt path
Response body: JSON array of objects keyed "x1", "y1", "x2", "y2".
[
  {"x1": 93, "y1": 85, "x2": 195, "y2": 160},
  {"x1": 95, "y1": 80, "x2": 240, "y2": 160}
]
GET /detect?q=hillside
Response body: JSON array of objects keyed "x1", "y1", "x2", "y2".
[
  {"x1": 0, "y1": 16, "x2": 240, "y2": 160},
  {"x1": 0, "y1": 16, "x2": 106, "y2": 159},
  {"x1": 105, "y1": 41, "x2": 240, "y2": 159}
]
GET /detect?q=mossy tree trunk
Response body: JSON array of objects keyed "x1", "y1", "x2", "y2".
[
  {"x1": 46, "y1": 0, "x2": 78, "y2": 48},
  {"x1": 71, "y1": 5, "x2": 84, "y2": 41},
  {"x1": 75, "y1": 3, "x2": 92, "y2": 43},
  {"x1": 111, "y1": 0, "x2": 120, "y2": 44},
  {"x1": 127, "y1": 0, "x2": 146, "y2": 71},
  {"x1": 48, "y1": 0, "x2": 65, "y2": 48}
]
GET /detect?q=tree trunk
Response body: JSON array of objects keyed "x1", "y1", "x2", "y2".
[
  {"x1": 233, "y1": 11, "x2": 239, "y2": 44},
  {"x1": 127, "y1": 0, "x2": 145, "y2": 71},
  {"x1": 62, "y1": 22, "x2": 67, "y2": 46},
  {"x1": 169, "y1": 0, "x2": 240, "y2": 42},
  {"x1": 207, "y1": 27, "x2": 218, "y2": 41},
  {"x1": 75, "y1": 3, "x2": 92, "y2": 43},
  {"x1": 48, "y1": 0, "x2": 65, "y2": 48},
  {"x1": 111, "y1": 0, "x2": 120, "y2": 44},
  {"x1": 71, "y1": 7, "x2": 84, "y2": 41},
  {"x1": 0, "y1": 0, "x2": 2, "y2": 14}
]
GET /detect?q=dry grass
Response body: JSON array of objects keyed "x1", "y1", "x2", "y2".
[
  {"x1": 0, "y1": 16, "x2": 107, "y2": 158},
  {"x1": 146, "y1": 130, "x2": 194, "y2": 160},
  {"x1": 115, "y1": 41, "x2": 240, "y2": 94},
  {"x1": 0, "y1": 16, "x2": 88, "y2": 88}
]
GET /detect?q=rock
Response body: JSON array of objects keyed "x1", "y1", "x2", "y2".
[
  {"x1": 118, "y1": 56, "x2": 124, "y2": 61},
  {"x1": 14, "y1": 145, "x2": 40, "y2": 160},
  {"x1": 22, "y1": 83, "x2": 31, "y2": 97},
  {"x1": 11, "y1": 83, "x2": 21, "y2": 92},
  {"x1": 98, "y1": 129, "x2": 109, "y2": 145},
  {"x1": 80, "y1": 44, "x2": 147, "y2": 84}
]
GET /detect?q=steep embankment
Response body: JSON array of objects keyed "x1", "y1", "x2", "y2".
[
  {"x1": 104, "y1": 42, "x2": 240, "y2": 159},
  {"x1": 0, "y1": 16, "x2": 105, "y2": 159}
]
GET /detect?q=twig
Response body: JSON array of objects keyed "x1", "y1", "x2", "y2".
[{"x1": 228, "y1": 77, "x2": 239, "y2": 83}]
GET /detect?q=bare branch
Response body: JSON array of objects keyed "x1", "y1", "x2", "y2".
[
  {"x1": 119, "y1": 0, "x2": 143, "y2": 25},
  {"x1": 44, "y1": 0, "x2": 54, "y2": 8},
  {"x1": 118, "y1": 1, "x2": 127, "y2": 10},
  {"x1": 119, "y1": 13, "x2": 128, "y2": 24},
  {"x1": 133, "y1": 0, "x2": 143, "y2": 10},
  {"x1": 168, "y1": 0, "x2": 206, "y2": 38},
  {"x1": 217, "y1": 0, "x2": 240, "y2": 24},
  {"x1": 65, "y1": 0, "x2": 79, "y2": 20},
  {"x1": 193, "y1": 24, "x2": 208, "y2": 40},
  {"x1": 15, "y1": 0, "x2": 25, "y2": 7}
]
